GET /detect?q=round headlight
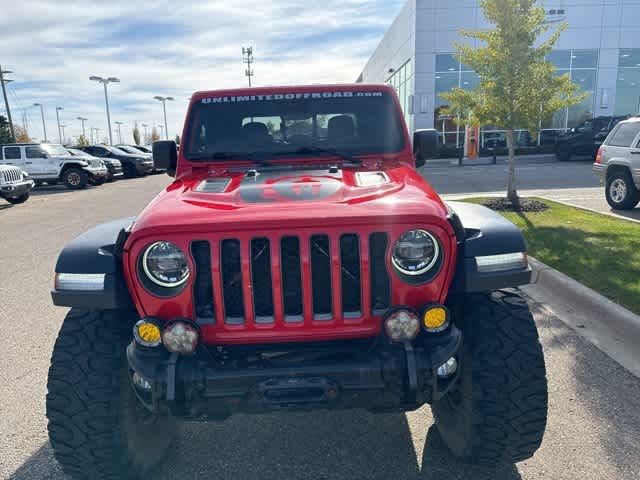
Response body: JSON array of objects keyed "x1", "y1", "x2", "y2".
[
  {"x1": 391, "y1": 229, "x2": 439, "y2": 276},
  {"x1": 142, "y1": 241, "x2": 190, "y2": 288}
]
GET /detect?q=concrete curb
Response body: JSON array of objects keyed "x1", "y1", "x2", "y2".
[
  {"x1": 524, "y1": 257, "x2": 640, "y2": 377},
  {"x1": 536, "y1": 195, "x2": 640, "y2": 224}
]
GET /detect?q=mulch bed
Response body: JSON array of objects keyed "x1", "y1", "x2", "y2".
[{"x1": 481, "y1": 197, "x2": 549, "y2": 212}]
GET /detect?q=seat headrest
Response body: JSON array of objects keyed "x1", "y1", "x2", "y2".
[
  {"x1": 242, "y1": 122, "x2": 270, "y2": 140},
  {"x1": 328, "y1": 115, "x2": 355, "y2": 141}
]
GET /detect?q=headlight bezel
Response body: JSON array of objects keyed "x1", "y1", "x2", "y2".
[
  {"x1": 139, "y1": 241, "x2": 191, "y2": 295},
  {"x1": 391, "y1": 229, "x2": 443, "y2": 284}
]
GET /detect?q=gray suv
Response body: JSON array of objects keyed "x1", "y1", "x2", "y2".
[{"x1": 593, "y1": 117, "x2": 640, "y2": 210}]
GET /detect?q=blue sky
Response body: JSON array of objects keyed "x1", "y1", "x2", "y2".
[{"x1": 0, "y1": 0, "x2": 404, "y2": 144}]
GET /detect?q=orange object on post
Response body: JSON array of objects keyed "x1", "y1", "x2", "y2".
[{"x1": 464, "y1": 126, "x2": 480, "y2": 159}]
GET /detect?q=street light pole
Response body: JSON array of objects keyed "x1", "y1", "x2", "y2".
[
  {"x1": 60, "y1": 124, "x2": 66, "y2": 144},
  {"x1": 141, "y1": 123, "x2": 149, "y2": 143},
  {"x1": 153, "y1": 96, "x2": 174, "y2": 140},
  {"x1": 77, "y1": 117, "x2": 87, "y2": 138},
  {"x1": 159, "y1": 124, "x2": 164, "y2": 139},
  {"x1": 114, "y1": 121, "x2": 123, "y2": 144},
  {"x1": 55, "y1": 106, "x2": 63, "y2": 144},
  {"x1": 33, "y1": 103, "x2": 47, "y2": 142},
  {"x1": 0, "y1": 65, "x2": 16, "y2": 142},
  {"x1": 89, "y1": 76, "x2": 120, "y2": 146}
]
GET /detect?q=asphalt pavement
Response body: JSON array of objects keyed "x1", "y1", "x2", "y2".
[{"x1": 1, "y1": 165, "x2": 639, "y2": 479}]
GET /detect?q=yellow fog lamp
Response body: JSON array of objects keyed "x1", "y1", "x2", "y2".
[
  {"x1": 133, "y1": 319, "x2": 162, "y2": 347},
  {"x1": 422, "y1": 305, "x2": 450, "y2": 333}
]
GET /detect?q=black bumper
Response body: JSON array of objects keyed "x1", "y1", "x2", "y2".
[
  {"x1": 127, "y1": 327, "x2": 462, "y2": 419},
  {"x1": 1, "y1": 180, "x2": 33, "y2": 198},
  {"x1": 136, "y1": 162, "x2": 153, "y2": 174},
  {"x1": 106, "y1": 164, "x2": 124, "y2": 178}
]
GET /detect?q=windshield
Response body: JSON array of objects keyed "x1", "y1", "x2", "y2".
[
  {"x1": 185, "y1": 90, "x2": 405, "y2": 161},
  {"x1": 66, "y1": 148, "x2": 85, "y2": 156},
  {"x1": 117, "y1": 145, "x2": 140, "y2": 154},
  {"x1": 42, "y1": 144, "x2": 72, "y2": 156},
  {"x1": 105, "y1": 146, "x2": 130, "y2": 155}
]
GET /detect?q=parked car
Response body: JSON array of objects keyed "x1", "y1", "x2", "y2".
[
  {"x1": 555, "y1": 115, "x2": 629, "y2": 161},
  {"x1": 67, "y1": 147, "x2": 123, "y2": 182},
  {"x1": 47, "y1": 84, "x2": 548, "y2": 478},
  {"x1": 0, "y1": 143, "x2": 107, "y2": 189},
  {"x1": 116, "y1": 144, "x2": 151, "y2": 159},
  {"x1": 593, "y1": 116, "x2": 640, "y2": 210},
  {"x1": 75, "y1": 145, "x2": 153, "y2": 178},
  {"x1": 0, "y1": 164, "x2": 34, "y2": 204},
  {"x1": 129, "y1": 145, "x2": 152, "y2": 154}
]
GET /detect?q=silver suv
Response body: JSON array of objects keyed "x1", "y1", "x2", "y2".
[
  {"x1": 593, "y1": 117, "x2": 640, "y2": 210},
  {"x1": 0, "y1": 164, "x2": 34, "y2": 204}
]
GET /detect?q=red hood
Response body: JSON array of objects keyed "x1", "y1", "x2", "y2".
[{"x1": 129, "y1": 163, "x2": 452, "y2": 238}]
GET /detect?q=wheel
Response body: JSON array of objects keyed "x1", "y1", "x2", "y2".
[
  {"x1": 605, "y1": 170, "x2": 640, "y2": 210},
  {"x1": 47, "y1": 309, "x2": 176, "y2": 479},
  {"x1": 123, "y1": 163, "x2": 138, "y2": 178},
  {"x1": 432, "y1": 290, "x2": 548, "y2": 466},
  {"x1": 62, "y1": 168, "x2": 88, "y2": 190},
  {"x1": 5, "y1": 192, "x2": 30, "y2": 204},
  {"x1": 555, "y1": 148, "x2": 571, "y2": 161},
  {"x1": 90, "y1": 177, "x2": 106, "y2": 186}
]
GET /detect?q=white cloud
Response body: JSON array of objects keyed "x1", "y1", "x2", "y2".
[{"x1": 0, "y1": 0, "x2": 403, "y2": 144}]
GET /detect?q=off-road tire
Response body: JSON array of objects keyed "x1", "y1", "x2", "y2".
[
  {"x1": 62, "y1": 167, "x2": 88, "y2": 190},
  {"x1": 432, "y1": 290, "x2": 548, "y2": 466},
  {"x1": 5, "y1": 192, "x2": 30, "y2": 204},
  {"x1": 605, "y1": 170, "x2": 640, "y2": 210},
  {"x1": 47, "y1": 309, "x2": 176, "y2": 479}
]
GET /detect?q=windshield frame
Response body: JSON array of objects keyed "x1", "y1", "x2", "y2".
[
  {"x1": 182, "y1": 88, "x2": 408, "y2": 163},
  {"x1": 42, "y1": 143, "x2": 72, "y2": 156}
]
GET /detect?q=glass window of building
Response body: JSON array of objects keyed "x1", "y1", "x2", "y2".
[
  {"x1": 615, "y1": 49, "x2": 640, "y2": 116},
  {"x1": 386, "y1": 59, "x2": 414, "y2": 127}
]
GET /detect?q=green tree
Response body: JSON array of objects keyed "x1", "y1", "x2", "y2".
[
  {"x1": 76, "y1": 134, "x2": 90, "y2": 146},
  {"x1": 0, "y1": 115, "x2": 12, "y2": 143},
  {"x1": 133, "y1": 123, "x2": 141, "y2": 145},
  {"x1": 441, "y1": 0, "x2": 585, "y2": 202}
]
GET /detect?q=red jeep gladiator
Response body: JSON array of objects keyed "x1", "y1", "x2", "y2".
[{"x1": 47, "y1": 84, "x2": 547, "y2": 478}]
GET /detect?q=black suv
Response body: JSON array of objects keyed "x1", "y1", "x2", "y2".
[
  {"x1": 76, "y1": 145, "x2": 153, "y2": 178},
  {"x1": 555, "y1": 116, "x2": 629, "y2": 161}
]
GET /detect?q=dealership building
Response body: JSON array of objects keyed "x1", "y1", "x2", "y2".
[{"x1": 358, "y1": 0, "x2": 640, "y2": 145}]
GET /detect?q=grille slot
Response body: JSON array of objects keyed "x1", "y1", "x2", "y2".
[
  {"x1": 1, "y1": 168, "x2": 22, "y2": 183},
  {"x1": 251, "y1": 238, "x2": 274, "y2": 322},
  {"x1": 221, "y1": 239, "x2": 245, "y2": 323},
  {"x1": 310, "y1": 235, "x2": 332, "y2": 319},
  {"x1": 340, "y1": 234, "x2": 361, "y2": 315},
  {"x1": 281, "y1": 237, "x2": 303, "y2": 320},
  {"x1": 369, "y1": 233, "x2": 391, "y2": 313},
  {"x1": 191, "y1": 241, "x2": 215, "y2": 323}
]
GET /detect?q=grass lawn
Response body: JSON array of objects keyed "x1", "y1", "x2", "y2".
[{"x1": 464, "y1": 198, "x2": 640, "y2": 315}]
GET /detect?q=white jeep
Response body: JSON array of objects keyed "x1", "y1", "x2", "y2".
[
  {"x1": 0, "y1": 164, "x2": 34, "y2": 204},
  {"x1": 0, "y1": 143, "x2": 107, "y2": 190}
]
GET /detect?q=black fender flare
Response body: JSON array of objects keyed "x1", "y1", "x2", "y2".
[
  {"x1": 51, "y1": 217, "x2": 135, "y2": 309},
  {"x1": 446, "y1": 201, "x2": 531, "y2": 293}
]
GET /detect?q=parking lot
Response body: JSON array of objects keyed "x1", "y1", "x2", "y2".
[{"x1": 1, "y1": 163, "x2": 640, "y2": 479}]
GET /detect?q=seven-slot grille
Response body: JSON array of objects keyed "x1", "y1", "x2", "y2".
[
  {"x1": 1, "y1": 168, "x2": 22, "y2": 184},
  {"x1": 190, "y1": 233, "x2": 391, "y2": 326}
]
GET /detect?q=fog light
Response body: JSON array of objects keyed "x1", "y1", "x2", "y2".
[
  {"x1": 133, "y1": 319, "x2": 162, "y2": 347},
  {"x1": 422, "y1": 305, "x2": 449, "y2": 332},
  {"x1": 162, "y1": 320, "x2": 199, "y2": 354},
  {"x1": 132, "y1": 372, "x2": 152, "y2": 391},
  {"x1": 437, "y1": 357, "x2": 458, "y2": 378},
  {"x1": 384, "y1": 309, "x2": 420, "y2": 343}
]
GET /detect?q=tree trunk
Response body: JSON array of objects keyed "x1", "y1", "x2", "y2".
[{"x1": 505, "y1": 129, "x2": 518, "y2": 204}]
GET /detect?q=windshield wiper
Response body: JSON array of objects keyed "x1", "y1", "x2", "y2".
[{"x1": 286, "y1": 146, "x2": 362, "y2": 165}]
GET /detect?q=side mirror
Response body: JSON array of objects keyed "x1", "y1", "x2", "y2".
[
  {"x1": 413, "y1": 129, "x2": 439, "y2": 167},
  {"x1": 153, "y1": 140, "x2": 177, "y2": 177}
]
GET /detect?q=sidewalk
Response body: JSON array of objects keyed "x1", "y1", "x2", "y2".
[{"x1": 424, "y1": 153, "x2": 556, "y2": 167}]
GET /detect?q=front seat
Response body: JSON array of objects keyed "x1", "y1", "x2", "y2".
[
  {"x1": 327, "y1": 115, "x2": 356, "y2": 144},
  {"x1": 242, "y1": 122, "x2": 272, "y2": 149}
]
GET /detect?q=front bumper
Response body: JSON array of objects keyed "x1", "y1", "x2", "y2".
[
  {"x1": 106, "y1": 164, "x2": 124, "y2": 178},
  {"x1": 85, "y1": 167, "x2": 108, "y2": 179},
  {"x1": 136, "y1": 161, "x2": 153, "y2": 174},
  {"x1": 1, "y1": 179, "x2": 34, "y2": 198},
  {"x1": 127, "y1": 326, "x2": 462, "y2": 419}
]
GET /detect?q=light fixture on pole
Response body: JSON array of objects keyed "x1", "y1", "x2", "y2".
[
  {"x1": 55, "y1": 106, "x2": 63, "y2": 144},
  {"x1": 153, "y1": 96, "x2": 173, "y2": 140},
  {"x1": 89, "y1": 76, "x2": 120, "y2": 146},
  {"x1": 77, "y1": 117, "x2": 88, "y2": 138},
  {"x1": 33, "y1": 103, "x2": 47, "y2": 142},
  {"x1": 114, "y1": 121, "x2": 123, "y2": 144},
  {"x1": 0, "y1": 65, "x2": 16, "y2": 141},
  {"x1": 242, "y1": 47, "x2": 254, "y2": 87}
]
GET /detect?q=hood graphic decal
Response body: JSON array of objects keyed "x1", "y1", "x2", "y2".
[{"x1": 238, "y1": 170, "x2": 343, "y2": 203}]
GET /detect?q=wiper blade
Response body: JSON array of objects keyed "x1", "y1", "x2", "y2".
[{"x1": 289, "y1": 146, "x2": 362, "y2": 165}]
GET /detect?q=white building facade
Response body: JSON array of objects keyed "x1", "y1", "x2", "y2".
[{"x1": 358, "y1": 0, "x2": 640, "y2": 145}]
